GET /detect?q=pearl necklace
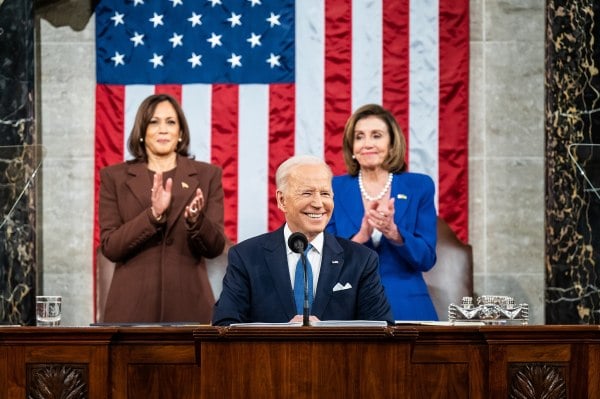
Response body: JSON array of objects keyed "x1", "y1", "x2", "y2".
[{"x1": 358, "y1": 171, "x2": 393, "y2": 201}]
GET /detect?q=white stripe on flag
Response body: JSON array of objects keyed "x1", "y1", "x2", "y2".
[
  {"x1": 295, "y1": 0, "x2": 325, "y2": 158},
  {"x1": 409, "y1": 0, "x2": 439, "y2": 205},
  {"x1": 237, "y1": 85, "x2": 269, "y2": 241},
  {"x1": 182, "y1": 84, "x2": 212, "y2": 163},
  {"x1": 352, "y1": 0, "x2": 383, "y2": 109},
  {"x1": 125, "y1": 85, "x2": 154, "y2": 160}
]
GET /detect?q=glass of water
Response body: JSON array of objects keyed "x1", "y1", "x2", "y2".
[{"x1": 36, "y1": 296, "x2": 62, "y2": 326}]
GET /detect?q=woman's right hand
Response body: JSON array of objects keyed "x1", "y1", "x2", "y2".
[{"x1": 150, "y1": 171, "x2": 172, "y2": 219}]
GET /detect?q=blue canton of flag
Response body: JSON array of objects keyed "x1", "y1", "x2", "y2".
[{"x1": 96, "y1": 0, "x2": 295, "y2": 84}]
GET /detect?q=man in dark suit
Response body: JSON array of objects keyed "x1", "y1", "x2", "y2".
[{"x1": 212, "y1": 155, "x2": 393, "y2": 326}]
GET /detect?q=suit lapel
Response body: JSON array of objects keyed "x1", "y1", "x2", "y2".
[
  {"x1": 263, "y1": 227, "x2": 297, "y2": 319},
  {"x1": 390, "y1": 174, "x2": 409, "y2": 220},
  {"x1": 125, "y1": 162, "x2": 152, "y2": 211},
  {"x1": 311, "y1": 233, "x2": 344, "y2": 318},
  {"x1": 166, "y1": 156, "x2": 198, "y2": 233}
]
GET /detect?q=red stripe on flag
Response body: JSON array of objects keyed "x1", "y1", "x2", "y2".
[
  {"x1": 94, "y1": 84, "x2": 125, "y2": 320},
  {"x1": 438, "y1": 0, "x2": 469, "y2": 242},
  {"x1": 155, "y1": 85, "x2": 182, "y2": 104},
  {"x1": 268, "y1": 84, "x2": 295, "y2": 231},
  {"x1": 94, "y1": 84, "x2": 126, "y2": 249},
  {"x1": 324, "y1": 0, "x2": 352, "y2": 175},
  {"x1": 211, "y1": 84, "x2": 239, "y2": 242},
  {"x1": 383, "y1": 0, "x2": 411, "y2": 162}
]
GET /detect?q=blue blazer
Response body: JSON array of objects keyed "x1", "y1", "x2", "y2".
[
  {"x1": 326, "y1": 172, "x2": 438, "y2": 321},
  {"x1": 212, "y1": 226, "x2": 393, "y2": 326}
]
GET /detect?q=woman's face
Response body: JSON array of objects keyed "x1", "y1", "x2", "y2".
[
  {"x1": 144, "y1": 100, "x2": 181, "y2": 158},
  {"x1": 352, "y1": 115, "x2": 391, "y2": 171}
]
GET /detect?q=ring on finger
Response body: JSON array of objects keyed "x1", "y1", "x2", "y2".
[{"x1": 190, "y1": 205, "x2": 198, "y2": 214}]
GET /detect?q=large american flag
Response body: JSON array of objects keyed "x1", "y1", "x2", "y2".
[{"x1": 94, "y1": 0, "x2": 469, "y2": 247}]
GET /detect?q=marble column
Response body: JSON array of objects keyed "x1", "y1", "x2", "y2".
[
  {"x1": 545, "y1": 1, "x2": 600, "y2": 323},
  {"x1": 0, "y1": 0, "x2": 38, "y2": 325}
]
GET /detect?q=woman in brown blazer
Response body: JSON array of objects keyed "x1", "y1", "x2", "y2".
[{"x1": 99, "y1": 93, "x2": 226, "y2": 323}]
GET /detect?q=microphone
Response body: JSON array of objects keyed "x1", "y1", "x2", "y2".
[
  {"x1": 287, "y1": 232, "x2": 310, "y2": 326},
  {"x1": 288, "y1": 232, "x2": 308, "y2": 254}
]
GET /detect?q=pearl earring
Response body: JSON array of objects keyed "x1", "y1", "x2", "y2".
[
  {"x1": 351, "y1": 154, "x2": 356, "y2": 159},
  {"x1": 140, "y1": 137, "x2": 144, "y2": 143},
  {"x1": 178, "y1": 137, "x2": 182, "y2": 142}
]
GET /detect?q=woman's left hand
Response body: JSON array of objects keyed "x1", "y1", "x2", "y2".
[
  {"x1": 185, "y1": 188, "x2": 205, "y2": 223},
  {"x1": 366, "y1": 198, "x2": 404, "y2": 244}
]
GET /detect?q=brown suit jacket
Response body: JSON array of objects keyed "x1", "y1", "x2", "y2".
[{"x1": 99, "y1": 155, "x2": 225, "y2": 323}]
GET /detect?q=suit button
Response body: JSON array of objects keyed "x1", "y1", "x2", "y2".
[{"x1": 165, "y1": 238, "x2": 174, "y2": 246}]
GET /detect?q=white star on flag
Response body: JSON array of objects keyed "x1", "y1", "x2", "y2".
[
  {"x1": 149, "y1": 53, "x2": 164, "y2": 68},
  {"x1": 111, "y1": 51, "x2": 125, "y2": 66},
  {"x1": 266, "y1": 53, "x2": 280, "y2": 68},
  {"x1": 187, "y1": 52, "x2": 202, "y2": 68},
  {"x1": 228, "y1": 12, "x2": 242, "y2": 28},
  {"x1": 169, "y1": 33, "x2": 184, "y2": 48},
  {"x1": 228, "y1": 53, "x2": 242, "y2": 68},
  {"x1": 207, "y1": 33, "x2": 222, "y2": 48},
  {"x1": 266, "y1": 12, "x2": 280, "y2": 27},
  {"x1": 188, "y1": 12, "x2": 202, "y2": 27},
  {"x1": 247, "y1": 33, "x2": 261, "y2": 48},
  {"x1": 130, "y1": 32, "x2": 144, "y2": 47},
  {"x1": 111, "y1": 11, "x2": 124, "y2": 26},
  {"x1": 149, "y1": 13, "x2": 164, "y2": 28}
]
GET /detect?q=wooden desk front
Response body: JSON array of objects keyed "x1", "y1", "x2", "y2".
[{"x1": 0, "y1": 325, "x2": 597, "y2": 398}]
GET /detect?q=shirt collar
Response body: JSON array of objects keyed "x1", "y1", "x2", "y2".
[{"x1": 283, "y1": 224, "x2": 324, "y2": 255}]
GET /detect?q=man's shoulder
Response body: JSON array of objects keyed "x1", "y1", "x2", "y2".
[{"x1": 232, "y1": 230, "x2": 281, "y2": 252}]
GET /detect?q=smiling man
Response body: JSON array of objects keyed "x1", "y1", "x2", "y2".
[{"x1": 212, "y1": 155, "x2": 393, "y2": 326}]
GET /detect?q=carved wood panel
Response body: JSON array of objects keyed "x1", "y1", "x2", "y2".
[{"x1": 26, "y1": 363, "x2": 88, "y2": 399}]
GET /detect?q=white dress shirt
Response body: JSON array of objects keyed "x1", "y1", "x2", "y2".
[{"x1": 284, "y1": 224, "x2": 323, "y2": 297}]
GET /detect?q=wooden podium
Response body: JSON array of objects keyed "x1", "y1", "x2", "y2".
[{"x1": 194, "y1": 326, "x2": 417, "y2": 398}]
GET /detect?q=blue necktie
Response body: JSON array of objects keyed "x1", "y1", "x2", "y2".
[{"x1": 294, "y1": 244, "x2": 313, "y2": 315}]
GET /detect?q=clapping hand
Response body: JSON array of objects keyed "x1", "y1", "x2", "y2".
[
  {"x1": 150, "y1": 171, "x2": 173, "y2": 220},
  {"x1": 365, "y1": 197, "x2": 403, "y2": 244},
  {"x1": 184, "y1": 188, "x2": 204, "y2": 223}
]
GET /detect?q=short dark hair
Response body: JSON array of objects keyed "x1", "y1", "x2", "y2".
[
  {"x1": 127, "y1": 94, "x2": 191, "y2": 162},
  {"x1": 342, "y1": 104, "x2": 407, "y2": 176}
]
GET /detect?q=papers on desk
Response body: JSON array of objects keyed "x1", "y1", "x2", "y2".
[
  {"x1": 230, "y1": 320, "x2": 388, "y2": 327},
  {"x1": 394, "y1": 320, "x2": 486, "y2": 326},
  {"x1": 230, "y1": 322, "x2": 302, "y2": 327},
  {"x1": 89, "y1": 322, "x2": 207, "y2": 327},
  {"x1": 311, "y1": 320, "x2": 388, "y2": 327}
]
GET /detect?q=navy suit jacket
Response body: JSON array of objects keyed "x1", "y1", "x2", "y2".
[{"x1": 212, "y1": 227, "x2": 393, "y2": 326}]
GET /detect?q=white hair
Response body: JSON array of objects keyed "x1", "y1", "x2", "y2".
[{"x1": 275, "y1": 155, "x2": 333, "y2": 193}]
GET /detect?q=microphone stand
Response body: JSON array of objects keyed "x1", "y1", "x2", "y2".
[{"x1": 300, "y1": 252, "x2": 310, "y2": 327}]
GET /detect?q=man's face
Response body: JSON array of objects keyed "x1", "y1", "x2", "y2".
[{"x1": 277, "y1": 163, "x2": 334, "y2": 242}]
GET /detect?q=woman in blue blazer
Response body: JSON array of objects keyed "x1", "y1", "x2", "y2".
[{"x1": 326, "y1": 104, "x2": 438, "y2": 321}]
